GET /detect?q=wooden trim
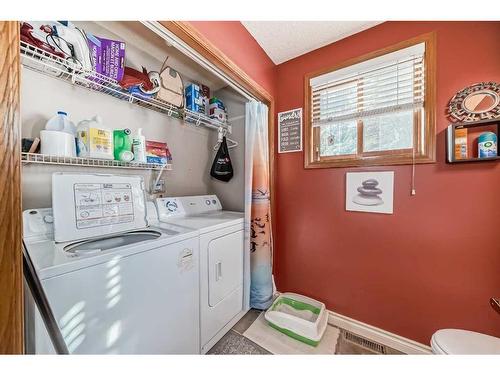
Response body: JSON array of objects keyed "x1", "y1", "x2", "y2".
[
  {"x1": 0, "y1": 21, "x2": 23, "y2": 354},
  {"x1": 159, "y1": 22, "x2": 274, "y2": 104},
  {"x1": 304, "y1": 32, "x2": 437, "y2": 169},
  {"x1": 309, "y1": 154, "x2": 434, "y2": 169},
  {"x1": 159, "y1": 21, "x2": 277, "y2": 242},
  {"x1": 304, "y1": 73, "x2": 313, "y2": 166},
  {"x1": 422, "y1": 31, "x2": 437, "y2": 163}
]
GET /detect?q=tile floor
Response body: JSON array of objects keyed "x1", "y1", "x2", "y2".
[{"x1": 207, "y1": 309, "x2": 403, "y2": 355}]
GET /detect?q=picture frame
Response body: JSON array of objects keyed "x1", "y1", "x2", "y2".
[
  {"x1": 346, "y1": 171, "x2": 394, "y2": 214},
  {"x1": 278, "y1": 108, "x2": 302, "y2": 153}
]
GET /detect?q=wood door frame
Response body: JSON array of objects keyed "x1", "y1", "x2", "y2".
[
  {"x1": 0, "y1": 21, "x2": 23, "y2": 354},
  {"x1": 160, "y1": 21, "x2": 277, "y2": 239}
]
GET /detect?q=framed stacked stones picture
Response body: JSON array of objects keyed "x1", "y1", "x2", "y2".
[{"x1": 346, "y1": 171, "x2": 394, "y2": 214}]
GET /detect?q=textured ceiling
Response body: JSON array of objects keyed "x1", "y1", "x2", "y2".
[{"x1": 241, "y1": 21, "x2": 383, "y2": 64}]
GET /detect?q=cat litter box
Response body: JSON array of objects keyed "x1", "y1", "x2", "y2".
[{"x1": 264, "y1": 292, "x2": 328, "y2": 347}]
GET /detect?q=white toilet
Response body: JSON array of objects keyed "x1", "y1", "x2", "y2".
[{"x1": 431, "y1": 329, "x2": 500, "y2": 354}]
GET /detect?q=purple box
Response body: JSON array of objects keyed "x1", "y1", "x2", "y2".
[{"x1": 87, "y1": 33, "x2": 125, "y2": 81}]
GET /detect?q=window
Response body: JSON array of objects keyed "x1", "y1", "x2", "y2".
[{"x1": 305, "y1": 33, "x2": 436, "y2": 168}]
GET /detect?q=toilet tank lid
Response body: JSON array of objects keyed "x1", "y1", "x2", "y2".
[{"x1": 432, "y1": 329, "x2": 500, "y2": 354}]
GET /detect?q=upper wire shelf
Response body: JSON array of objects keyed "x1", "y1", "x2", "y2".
[{"x1": 19, "y1": 41, "x2": 230, "y2": 133}]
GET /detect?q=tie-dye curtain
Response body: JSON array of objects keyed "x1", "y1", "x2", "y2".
[{"x1": 245, "y1": 101, "x2": 273, "y2": 310}]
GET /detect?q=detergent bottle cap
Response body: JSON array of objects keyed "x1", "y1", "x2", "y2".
[
  {"x1": 137, "y1": 128, "x2": 143, "y2": 136},
  {"x1": 57, "y1": 111, "x2": 67, "y2": 116}
]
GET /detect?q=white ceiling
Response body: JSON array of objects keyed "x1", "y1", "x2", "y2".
[{"x1": 241, "y1": 21, "x2": 383, "y2": 65}]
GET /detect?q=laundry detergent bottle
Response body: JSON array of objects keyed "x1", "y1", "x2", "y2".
[
  {"x1": 76, "y1": 115, "x2": 114, "y2": 159},
  {"x1": 113, "y1": 128, "x2": 133, "y2": 162}
]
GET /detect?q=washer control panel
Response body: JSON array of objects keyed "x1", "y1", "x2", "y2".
[{"x1": 156, "y1": 195, "x2": 222, "y2": 219}]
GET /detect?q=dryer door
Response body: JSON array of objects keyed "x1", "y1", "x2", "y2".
[{"x1": 208, "y1": 229, "x2": 243, "y2": 307}]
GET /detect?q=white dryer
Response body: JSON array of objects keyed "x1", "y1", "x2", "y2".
[
  {"x1": 156, "y1": 195, "x2": 247, "y2": 353},
  {"x1": 24, "y1": 173, "x2": 201, "y2": 354}
]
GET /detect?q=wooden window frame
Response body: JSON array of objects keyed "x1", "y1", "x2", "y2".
[{"x1": 304, "y1": 32, "x2": 437, "y2": 169}]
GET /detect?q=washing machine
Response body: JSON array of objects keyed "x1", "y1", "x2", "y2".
[
  {"x1": 156, "y1": 195, "x2": 247, "y2": 353},
  {"x1": 23, "y1": 173, "x2": 200, "y2": 354}
]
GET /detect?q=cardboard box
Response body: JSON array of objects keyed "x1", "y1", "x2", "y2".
[
  {"x1": 185, "y1": 83, "x2": 204, "y2": 113},
  {"x1": 87, "y1": 33, "x2": 126, "y2": 81},
  {"x1": 146, "y1": 140, "x2": 172, "y2": 165},
  {"x1": 209, "y1": 107, "x2": 227, "y2": 123},
  {"x1": 454, "y1": 128, "x2": 468, "y2": 159}
]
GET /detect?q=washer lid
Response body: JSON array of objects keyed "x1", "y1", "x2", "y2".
[
  {"x1": 24, "y1": 224, "x2": 198, "y2": 280},
  {"x1": 432, "y1": 329, "x2": 500, "y2": 354},
  {"x1": 159, "y1": 211, "x2": 244, "y2": 233}
]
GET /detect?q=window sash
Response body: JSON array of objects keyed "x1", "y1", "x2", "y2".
[{"x1": 316, "y1": 107, "x2": 422, "y2": 159}]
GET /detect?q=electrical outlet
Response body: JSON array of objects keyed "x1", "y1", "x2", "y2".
[{"x1": 151, "y1": 179, "x2": 165, "y2": 194}]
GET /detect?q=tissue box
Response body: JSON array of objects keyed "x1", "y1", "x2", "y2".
[
  {"x1": 146, "y1": 140, "x2": 172, "y2": 165},
  {"x1": 86, "y1": 33, "x2": 125, "y2": 81}
]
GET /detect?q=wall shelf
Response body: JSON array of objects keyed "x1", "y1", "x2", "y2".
[
  {"x1": 20, "y1": 41, "x2": 230, "y2": 133},
  {"x1": 446, "y1": 118, "x2": 499, "y2": 163},
  {"x1": 21, "y1": 152, "x2": 172, "y2": 171},
  {"x1": 448, "y1": 156, "x2": 500, "y2": 163}
]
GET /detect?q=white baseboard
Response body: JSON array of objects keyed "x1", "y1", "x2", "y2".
[{"x1": 327, "y1": 310, "x2": 432, "y2": 354}]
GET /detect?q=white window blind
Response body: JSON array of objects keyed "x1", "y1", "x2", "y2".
[{"x1": 310, "y1": 43, "x2": 425, "y2": 127}]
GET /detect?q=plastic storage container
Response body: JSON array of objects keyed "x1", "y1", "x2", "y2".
[{"x1": 40, "y1": 130, "x2": 76, "y2": 157}]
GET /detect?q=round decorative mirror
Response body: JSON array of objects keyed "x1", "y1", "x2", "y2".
[{"x1": 448, "y1": 82, "x2": 500, "y2": 122}]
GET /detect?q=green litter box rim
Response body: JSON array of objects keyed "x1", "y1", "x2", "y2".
[{"x1": 267, "y1": 295, "x2": 323, "y2": 347}]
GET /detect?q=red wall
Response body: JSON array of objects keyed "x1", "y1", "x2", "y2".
[
  {"x1": 188, "y1": 21, "x2": 277, "y2": 97},
  {"x1": 191, "y1": 21, "x2": 500, "y2": 345},
  {"x1": 274, "y1": 21, "x2": 500, "y2": 345}
]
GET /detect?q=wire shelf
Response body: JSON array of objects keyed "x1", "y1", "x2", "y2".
[
  {"x1": 184, "y1": 108, "x2": 230, "y2": 132},
  {"x1": 20, "y1": 41, "x2": 229, "y2": 131},
  {"x1": 22, "y1": 152, "x2": 172, "y2": 171}
]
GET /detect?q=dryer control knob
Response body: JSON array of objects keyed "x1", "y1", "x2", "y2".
[{"x1": 166, "y1": 201, "x2": 178, "y2": 212}]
